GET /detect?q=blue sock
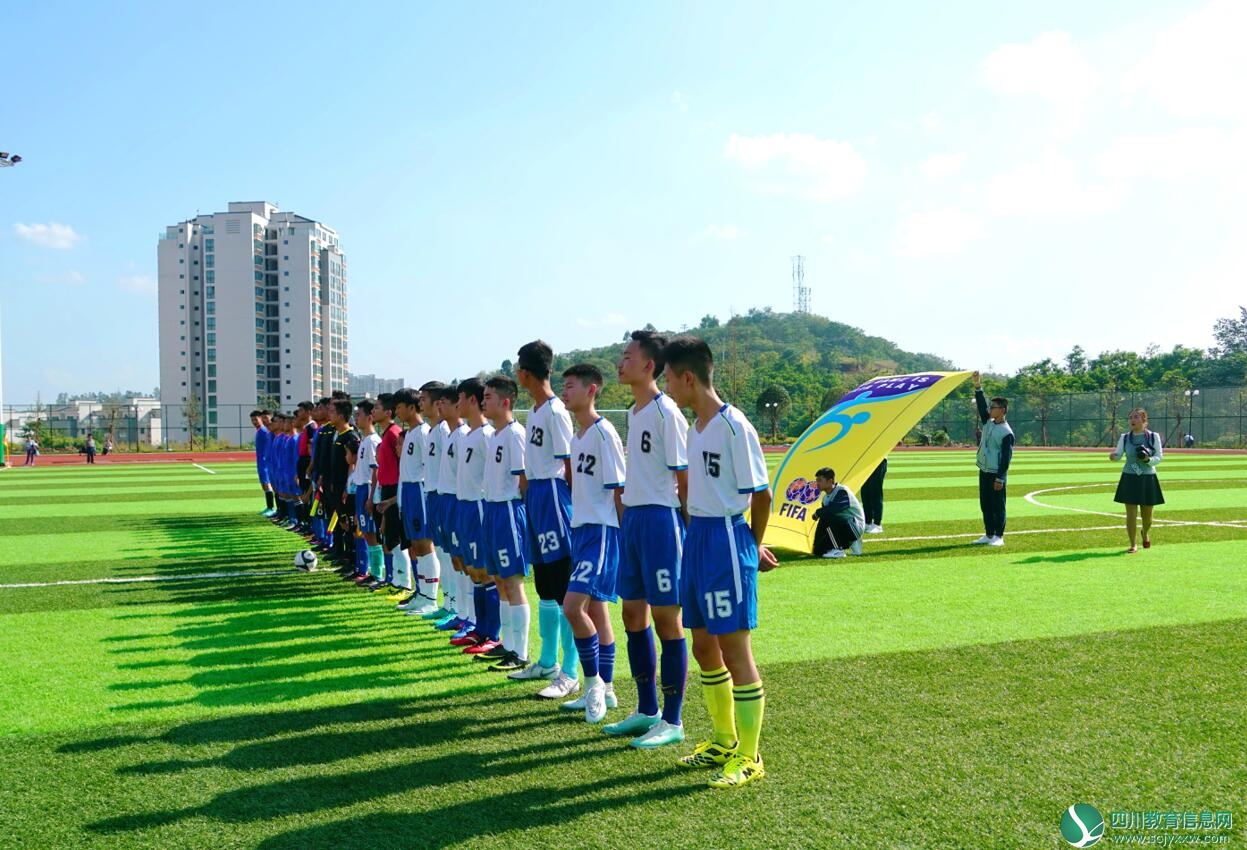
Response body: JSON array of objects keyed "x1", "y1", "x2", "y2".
[
  {"x1": 574, "y1": 633, "x2": 600, "y2": 679},
  {"x1": 627, "y1": 628, "x2": 659, "y2": 716},
  {"x1": 484, "y1": 584, "x2": 500, "y2": 641},
  {"x1": 473, "y1": 584, "x2": 488, "y2": 634},
  {"x1": 383, "y1": 552, "x2": 394, "y2": 584},
  {"x1": 560, "y1": 611, "x2": 579, "y2": 680},
  {"x1": 598, "y1": 641, "x2": 616, "y2": 686},
  {"x1": 355, "y1": 537, "x2": 368, "y2": 575},
  {"x1": 659, "y1": 637, "x2": 688, "y2": 725},
  {"x1": 537, "y1": 600, "x2": 561, "y2": 668}
]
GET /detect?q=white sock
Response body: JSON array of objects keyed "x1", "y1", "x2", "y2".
[
  {"x1": 418, "y1": 552, "x2": 440, "y2": 604},
  {"x1": 498, "y1": 600, "x2": 512, "y2": 650},
  {"x1": 463, "y1": 576, "x2": 476, "y2": 623},
  {"x1": 512, "y1": 599, "x2": 531, "y2": 660},
  {"x1": 392, "y1": 549, "x2": 413, "y2": 590}
]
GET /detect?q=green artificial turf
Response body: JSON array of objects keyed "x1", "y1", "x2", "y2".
[{"x1": 0, "y1": 452, "x2": 1244, "y2": 849}]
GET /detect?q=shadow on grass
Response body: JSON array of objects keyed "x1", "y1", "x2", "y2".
[{"x1": 1016, "y1": 550, "x2": 1130, "y2": 564}]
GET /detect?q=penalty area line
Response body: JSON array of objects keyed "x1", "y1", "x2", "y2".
[{"x1": 0, "y1": 567, "x2": 296, "y2": 590}]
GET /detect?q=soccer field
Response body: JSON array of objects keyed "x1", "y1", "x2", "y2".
[{"x1": 1, "y1": 450, "x2": 1244, "y2": 849}]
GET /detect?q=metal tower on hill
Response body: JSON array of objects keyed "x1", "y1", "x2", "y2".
[{"x1": 792, "y1": 255, "x2": 810, "y2": 313}]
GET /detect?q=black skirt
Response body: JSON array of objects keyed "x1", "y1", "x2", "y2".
[{"x1": 1114, "y1": 473, "x2": 1165, "y2": 506}]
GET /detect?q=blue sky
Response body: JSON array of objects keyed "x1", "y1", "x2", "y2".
[{"x1": 2, "y1": 0, "x2": 1244, "y2": 402}]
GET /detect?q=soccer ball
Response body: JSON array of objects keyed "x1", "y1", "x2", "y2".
[{"x1": 294, "y1": 550, "x2": 318, "y2": 571}]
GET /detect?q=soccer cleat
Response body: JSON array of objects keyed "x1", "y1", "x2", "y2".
[
  {"x1": 677, "y1": 740, "x2": 738, "y2": 769},
  {"x1": 850, "y1": 539, "x2": 863, "y2": 556},
  {"x1": 631, "y1": 719, "x2": 686, "y2": 749},
  {"x1": 971, "y1": 535, "x2": 993, "y2": 545},
  {"x1": 822, "y1": 549, "x2": 846, "y2": 559},
  {"x1": 508, "y1": 661, "x2": 560, "y2": 681},
  {"x1": 490, "y1": 653, "x2": 527, "y2": 673},
  {"x1": 584, "y1": 682, "x2": 608, "y2": 723},
  {"x1": 449, "y1": 629, "x2": 480, "y2": 646},
  {"x1": 562, "y1": 685, "x2": 617, "y2": 711},
  {"x1": 404, "y1": 603, "x2": 439, "y2": 617},
  {"x1": 463, "y1": 638, "x2": 501, "y2": 656},
  {"x1": 987, "y1": 536, "x2": 1005, "y2": 547},
  {"x1": 421, "y1": 607, "x2": 451, "y2": 620},
  {"x1": 434, "y1": 615, "x2": 461, "y2": 631},
  {"x1": 473, "y1": 643, "x2": 510, "y2": 662},
  {"x1": 537, "y1": 672, "x2": 580, "y2": 700},
  {"x1": 603, "y1": 711, "x2": 660, "y2": 737},
  {"x1": 708, "y1": 754, "x2": 766, "y2": 788},
  {"x1": 395, "y1": 594, "x2": 421, "y2": 610}
]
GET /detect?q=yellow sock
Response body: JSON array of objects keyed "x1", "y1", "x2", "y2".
[
  {"x1": 701, "y1": 666, "x2": 736, "y2": 747},
  {"x1": 733, "y1": 680, "x2": 765, "y2": 761}
]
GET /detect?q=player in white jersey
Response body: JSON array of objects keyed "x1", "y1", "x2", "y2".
[
  {"x1": 349, "y1": 399, "x2": 385, "y2": 586},
  {"x1": 478, "y1": 375, "x2": 532, "y2": 673},
  {"x1": 558, "y1": 364, "x2": 627, "y2": 724},
  {"x1": 514, "y1": 340, "x2": 580, "y2": 696},
  {"x1": 438, "y1": 387, "x2": 476, "y2": 640},
  {"x1": 393, "y1": 386, "x2": 444, "y2": 616},
  {"x1": 422, "y1": 383, "x2": 457, "y2": 626},
  {"x1": 662, "y1": 336, "x2": 776, "y2": 789},
  {"x1": 451, "y1": 379, "x2": 500, "y2": 656},
  {"x1": 604, "y1": 330, "x2": 690, "y2": 749}
]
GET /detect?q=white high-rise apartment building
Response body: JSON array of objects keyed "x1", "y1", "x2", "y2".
[{"x1": 157, "y1": 201, "x2": 348, "y2": 442}]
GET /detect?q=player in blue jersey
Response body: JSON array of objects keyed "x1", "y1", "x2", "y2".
[
  {"x1": 558, "y1": 363, "x2": 627, "y2": 724},
  {"x1": 604, "y1": 329, "x2": 690, "y2": 749},
  {"x1": 662, "y1": 335, "x2": 776, "y2": 788},
  {"x1": 251, "y1": 410, "x2": 275, "y2": 516}
]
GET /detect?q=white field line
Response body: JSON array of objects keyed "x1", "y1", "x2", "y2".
[
  {"x1": 1024, "y1": 481, "x2": 1247, "y2": 528},
  {"x1": 192, "y1": 463, "x2": 217, "y2": 475},
  {"x1": 0, "y1": 568, "x2": 294, "y2": 589}
]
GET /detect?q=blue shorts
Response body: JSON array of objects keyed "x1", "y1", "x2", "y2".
[
  {"x1": 484, "y1": 500, "x2": 530, "y2": 578},
  {"x1": 681, "y1": 515, "x2": 758, "y2": 635},
  {"x1": 355, "y1": 487, "x2": 377, "y2": 535},
  {"x1": 400, "y1": 482, "x2": 429, "y2": 542},
  {"x1": 440, "y1": 495, "x2": 458, "y2": 555},
  {"x1": 568, "y1": 524, "x2": 620, "y2": 602},
  {"x1": 619, "y1": 505, "x2": 685, "y2": 606},
  {"x1": 525, "y1": 477, "x2": 572, "y2": 564},
  {"x1": 256, "y1": 463, "x2": 271, "y2": 487},
  {"x1": 425, "y1": 491, "x2": 443, "y2": 547},
  {"x1": 457, "y1": 499, "x2": 485, "y2": 567}
]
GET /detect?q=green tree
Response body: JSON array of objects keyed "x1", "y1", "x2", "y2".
[
  {"x1": 184, "y1": 394, "x2": 203, "y2": 451},
  {"x1": 1010, "y1": 359, "x2": 1069, "y2": 446},
  {"x1": 755, "y1": 385, "x2": 791, "y2": 441},
  {"x1": 698, "y1": 314, "x2": 720, "y2": 330},
  {"x1": 1212, "y1": 306, "x2": 1247, "y2": 357}
]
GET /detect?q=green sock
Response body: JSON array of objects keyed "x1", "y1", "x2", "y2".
[
  {"x1": 701, "y1": 666, "x2": 736, "y2": 747},
  {"x1": 367, "y1": 545, "x2": 384, "y2": 580},
  {"x1": 733, "y1": 680, "x2": 765, "y2": 761}
]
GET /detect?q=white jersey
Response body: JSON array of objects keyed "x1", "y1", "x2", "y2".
[
  {"x1": 439, "y1": 422, "x2": 467, "y2": 497},
  {"x1": 349, "y1": 432, "x2": 382, "y2": 488},
  {"x1": 399, "y1": 421, "x2": 430, "y2": 484},
  {"x1": 524, "y1": 395, "x2": 574, "y2": 480},
  {"x1": 485, "y1": 420, "x2": 526, "y2": 502},
  {"x1": 622, "y1": 391, "x2": 688, "y2": 509},
  {"x1": 570, "y1": 416, "x2": 626, "y2": 528},
  {"x1": 686, "y1": 404, "x2": 769, "y2": 518},
  {"x1": 425, "y1": 420, "x2": 449, "y2": 492},
  {"x1": 455, "y1": 422, "x2": 495, "y2": 502}
]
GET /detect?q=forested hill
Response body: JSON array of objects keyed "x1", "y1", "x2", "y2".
[{"x1": 494, "y1": 308, "x2": 955, "y2": 438}]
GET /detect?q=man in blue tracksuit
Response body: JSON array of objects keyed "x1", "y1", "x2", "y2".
[
  {"x1": 251, "y1": 409, "x2": 275, "y2": 516},
  {"x1": 972, "y1": 371, "x2": 1014, "y2": 547}
]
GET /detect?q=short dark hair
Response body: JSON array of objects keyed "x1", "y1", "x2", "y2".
[
  {"x1": 439, "y1": 384, "x2": 460, "y2": 404},
  {"x1": 316, "y1": 397, "x2": 331, "y2": 407},
  {"x1": 355, "y1": 399, "x2": 375, "y2": 417},
  {"x1": 485, "y1": 375, "x2": 518, "y2": 404},
  {"x1": 297, "y1": 400, "x2": 314, "y2": 412},
  {"x1": 377, "y1": 392, "x2": 396, "y2": 415},
  {"x1": 563, "y1": 363, "x2": 605, "y2": 387},
  {"x1": 517, "y1": 340, "x2": 554, "y2": 380},
  {"x1": 661, "y1": 335, "x2": 714, "y2": 386},
  {"x1": 332, "y1": 399, "x2": 353, "y2": 419},
  {"x1": 991, "y1": 397, "x2": 1009, "y2": 412},
  {"x1": 393, "y1": 388, "x2": 420, "y2": 407},
  {"x1": 249, "y1": 409, "x2": 262, "y2": 418},
  {"x1": 458, "y1": 377, "x2": 485, "y2": 406},
  {"x1": 815, "y1": 467, "x2": 835, "y2": 480},
  {"x1": 419, "y1": 380, "x2": 446, "y2": 394},
  {"x1": 331, "y1": 390, "x2": 351, "y2": 401},
  {"x1": 630, "y1": 329, "x2": 669, "y2": 377}
]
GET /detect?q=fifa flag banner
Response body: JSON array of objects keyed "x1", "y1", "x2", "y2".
[{"x1": 764, "y1": 371, "x2": 972, "y2": 552}]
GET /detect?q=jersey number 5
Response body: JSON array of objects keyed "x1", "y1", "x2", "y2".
[{"x1": 701, "y1": 451, "x2": 721, "y2": 478}]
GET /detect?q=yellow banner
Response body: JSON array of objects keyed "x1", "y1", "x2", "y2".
[{"x1": 764, "y1": 371, "x2": 972, "y2": 552}]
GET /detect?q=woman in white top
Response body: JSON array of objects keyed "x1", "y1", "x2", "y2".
[{"x1": 1109, "y1": 408, "x2": 1164, "y2": 553}]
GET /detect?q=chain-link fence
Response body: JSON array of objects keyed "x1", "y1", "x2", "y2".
[{"x1": 6, "y1": 386, "x2": 1247, "y2": 452}]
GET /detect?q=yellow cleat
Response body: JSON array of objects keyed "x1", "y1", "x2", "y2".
[
  {"x1": 676, "y1": 739, "x2": 737, "y2": 769},
  {"x1": 708, "y1": 754, "x2": 765, "y2": 789}
]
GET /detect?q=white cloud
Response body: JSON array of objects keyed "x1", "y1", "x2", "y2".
[
  {"x1": 984, "y1": 151, "x2": 1125, "y2": 216},
  {"x1": 671, "y1": 91, "x2": 688, "y2": 112},
  {"x1": 1099, "y1": 128, "x2": 1247, "y2": 183},
  {"x1": 1124, "y1": 0, "x2": 1247, "y2": 120},
  {"x1": 64, "y1": 270, "x2": 86, "y2": 285},
  {"x1": 698, "y1": 224, "x2": 744, "y2": 241},
  {"x1": 920, "y1": 152, "x2": 967, "y2": 181},
  {"x1": 117, "y1": 275, "x2": 157, "y2": 296},
  {"x1": 724, "y1": 132, "x2": 867, "y2": 200},
  {"x1": 13, "y1": 222, "x2": 83, "y2": 250},
  {"x1": 575, "y1": 312, "x2": 628, "y2": 328},
  {"x1": 920, "y1": 112, "x2": 944, "y2": 132},
  {"x1": 896, "y1": 208, "x2": 984, "y2": 258},
  {"x1": 981, "y1": 31, "x2": 1098, "y2": 135}
]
